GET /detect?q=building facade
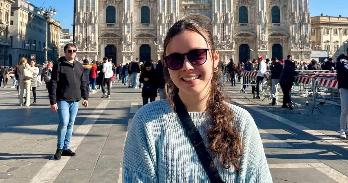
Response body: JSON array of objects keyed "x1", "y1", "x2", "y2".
[
  {"x1": 7, "y1": 0, "x2": 61, "y2": 65},
  {"x1": 47, "y1": 18, "x2": 61, "y2": 61},
  {"x1": 311, "y1": 15, "x2": 348, "y2": 58},
  {"x1": 59, "y1": 28, "x2": 73, "y2": 56},
  {"x1": 75, "y1": 0, "x2": 311, "y2": 65},
  {"x1": 0, "y1": 0, "x2": 14, "y2": 66}
]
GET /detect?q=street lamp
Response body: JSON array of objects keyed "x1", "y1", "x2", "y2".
[{"x1": 39, "y1": 8, "x2": 56, "y2": 61}]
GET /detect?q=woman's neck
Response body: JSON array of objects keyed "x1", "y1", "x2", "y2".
[{"x1": 178, "y1": 91, "x2": 210, "y2": 112}]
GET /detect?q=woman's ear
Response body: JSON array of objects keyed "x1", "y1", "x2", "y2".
[{"x1": 212, "y1": 51, "x2": 220, "y2": 69}]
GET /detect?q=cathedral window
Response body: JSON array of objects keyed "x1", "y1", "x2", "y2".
[
  {"x1": 106, "y1": 6, "x2": 116, "y2": 24},
  {"x1": 239, "y1": 6, "x2": 248, "y2": 24},
  {"x1": 271, "y1": 6, "x2": 280, "y2": 24},
  {"x1": 141, "y1": 6, "x2": 150, "y2": 24}
]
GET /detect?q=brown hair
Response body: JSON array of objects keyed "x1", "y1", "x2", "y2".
[{"x1": 162, "y1": 15, "x2": 242, "y2": 169}]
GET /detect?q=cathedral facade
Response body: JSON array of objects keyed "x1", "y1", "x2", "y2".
[{"x1": 75, "y1": 0, "x2": 311, "y2": 65}]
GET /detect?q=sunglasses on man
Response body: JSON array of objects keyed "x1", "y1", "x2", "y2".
[
  {"x1": 67, "y1": 49, "x2": 77, "y2": 53},
  {"x1": 164, "y1": 48, "x2": 209, "y2": 70}
]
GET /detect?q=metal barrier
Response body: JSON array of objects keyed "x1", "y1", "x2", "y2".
[
  {"x1": 239, "y1": 70, "x2": 339, "y2": 112},
  {"x1": 240, "y1": 71, "x2": 257, "y2": 93}
]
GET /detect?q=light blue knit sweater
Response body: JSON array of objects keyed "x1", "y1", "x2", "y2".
[{"x1": 123, "y1": 100, "x2": 272, "y2": 183}]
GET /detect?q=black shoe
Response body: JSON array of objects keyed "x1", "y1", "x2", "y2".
[
  {"x1": 255, "y1": 96, "x2": 260, "y2": 99},
  {"x1": 62, "y1": 149, "x2": 76, "y2": 156},
  {"x1": 271, "y1": 98, "x2": 276, "y2": 106},
  {"x1": 281, "y1": 105, "x2": 288, "y2": 108},
  {"x1": 287, "y1": 103, "x2": 294, "y2": 110},
  {"x1": 54, "y1": 149, "x2": 63, "y2": 160}
]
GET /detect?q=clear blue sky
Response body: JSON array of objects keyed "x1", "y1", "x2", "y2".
[{"x1": 28, "y1": 0, "x2": 348, "y2": 32}]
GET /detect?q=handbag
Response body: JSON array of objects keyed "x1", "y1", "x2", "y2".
[
  {"x1": 173, "y1": 94, "x2": 224, "y2": 183},
  {"x1": 23, "y1": 65, "x2": 33, "y2": 80}
]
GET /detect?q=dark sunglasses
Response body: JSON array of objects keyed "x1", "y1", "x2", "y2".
[
  {"x1": 164, "y1": 49, "x2": 209, "y2": 70},
  {"x1": 67, "y1": 49, "x2": 77, "y2": 53}
]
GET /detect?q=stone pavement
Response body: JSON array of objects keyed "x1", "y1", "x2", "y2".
[
  {"x1": 0, "y1": 82, "x2": 142, "y2": 183},
  {"x1": 224, "y1": 83, "x2": 348, "y2": 183},
  {"x1": 0, "y1": 81, "x2": 347, "y2": 183}
]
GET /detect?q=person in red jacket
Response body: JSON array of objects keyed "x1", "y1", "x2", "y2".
[{"x1": 89, "y1": 60, "x2": 98, "y2": 93}]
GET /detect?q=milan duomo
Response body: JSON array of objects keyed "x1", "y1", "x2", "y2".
[{"x1": 75, "y1": 0, "x2": 310, "y2": 65}]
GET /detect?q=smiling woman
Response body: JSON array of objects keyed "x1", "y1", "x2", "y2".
[{"x1": 122, "y1": 15, "x2": 273, "y2": 183}]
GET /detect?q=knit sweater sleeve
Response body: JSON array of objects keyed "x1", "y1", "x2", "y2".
[
  {"x1": 234, "y1": 106, "x2": 273, "y2": 183},
  {"x1": 122, "y1": 107, "x2": 157, "y2": 183}
]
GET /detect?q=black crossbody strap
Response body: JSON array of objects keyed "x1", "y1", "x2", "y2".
[{"x1": 173, "y1": 94, "x2": 224, "y2": 183}]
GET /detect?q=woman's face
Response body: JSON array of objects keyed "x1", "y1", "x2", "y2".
[{"x1": 165, "y1": 30, "x2": 219, "y2": 99}]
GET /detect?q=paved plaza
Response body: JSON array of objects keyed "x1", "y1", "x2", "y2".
[{"x1": 0, "y1": 81, "x2": 347, "y2": 183}]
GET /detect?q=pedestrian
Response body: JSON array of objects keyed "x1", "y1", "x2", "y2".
[
  {"x1": 129, "y1": 58, "x2": 140, "y2": 88},
  {"x1": 30, "y1": 59, "x2": 39, "y2": 104},
  {"x1": 279, "y1": 55, "x2": 297, "y2": 109},
  {"x1": 101, "y1": 57, "x2": 113, "y2": 98},
  {"x1": 96, "y1": 60, "x2": 104, "y2": 90},
  {"x1": 48, "y1": 43, "x2": 89, "y2": 160},
  {"x1": 255, "y1": 55, "x2": 267, "y2": 99},
  {"x1": 121, "y1": 63, "x2": 129, "y2": 85},
  {"x1": 0, "y1": 66, "x2": 3, "y2": 87},
  {"x1": 17, "y1": 57, "x2": 34, "y2": 107},
  {"x1": 122, "y1": 15, "x2": 272, "y2": 182},
  {"x1": 155, "y1": 60, "x2": 166, "y2": 99},
  {"x1": 42, "y1": 61, "x2": 53, "y2": 90},
  {"x1": 3, "y1": 67, "x2": 9, "y2": 87},
  {"x1": 82, "y1": 59, "x2": 91, "y2": 91},
  {"x1": 270, "y1": 57, "x2": 283, "y2": 105},
  {"x1": 139, "y1": 61, "x2": 157, "y2": 105},
  {"x1": 336, "y1": 53, "x2": 348, "y2": 139},
  {"x1": 321, "y1": 57, "x2": 335, "y2": 70},
  {"x1": 89, "y1": 60, "x2": 98, "y2": 93}
]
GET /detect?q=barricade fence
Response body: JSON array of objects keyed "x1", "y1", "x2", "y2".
[{"x1": 239, "y1": 70, "x2": 339, "y2": 107}]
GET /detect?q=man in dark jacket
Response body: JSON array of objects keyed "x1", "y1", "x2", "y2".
[
  {"x1": 336, "y1": 53, "x2": 348, "y2": 139},
  {"x1": 321, "y1": 58, "x2": 335, "y2": 70},
  {"x1": 279, "y1": 55, "x2": 297, "y2": 109},
  {"x1": 48, "y1": 43, "x2": 89, "y2": 160},
  {"x1": 270, "y1": 57, "x2": 283, "y2": 105}
]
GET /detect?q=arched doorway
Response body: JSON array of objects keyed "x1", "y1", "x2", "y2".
[
  {"x1": 239, "y1": 44, "x2": 250, "y2": 63},
  {"x1": 104, "y1": 45, "x2": 117, "y2": 65},
  {"x1": 139, "y1": 44, "x2": 151, "y2": 62},
  {"x1": 272, "y1": 44, "x2": 283, "y2": 60},
  {"x1": 8, "y1": 54, "x2": 12, "y2": 66}
]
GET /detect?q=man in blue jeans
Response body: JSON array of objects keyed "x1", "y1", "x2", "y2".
[{"x1": 48, "y1": 43, "x2": 89, "y2": 160}]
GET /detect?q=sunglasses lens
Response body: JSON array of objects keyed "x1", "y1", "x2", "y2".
[
  {"x1": 165, "y1": 53, "x2": 184, "y2": 70},
  {"x1": 187, "y1": 49, "x2": 207, "y2": 65}
]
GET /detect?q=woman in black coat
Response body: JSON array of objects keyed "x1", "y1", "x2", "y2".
[
  {"x1": 336, "y1": 54, "x2": 348, "y2": 139},
  {"x1": 139, "y1": 61, "x2": 157, "y2": 105}
]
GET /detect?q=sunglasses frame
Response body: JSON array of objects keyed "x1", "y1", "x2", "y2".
[
  {"x1": 164, "y1": 48, "x2": 209, "y2": 70},
  {"x1": 67, "y1": 49, "x2": 77, "y2": 53}
]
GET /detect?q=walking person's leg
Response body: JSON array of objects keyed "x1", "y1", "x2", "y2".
[
  {"x1": 62, "y1": 101, "x2": 79, "y2": 154},
  {"x1": 32, "y1": 87, "x2": 37, "y2": 103},
  {"x1": 143, "y1": 96, "x2": 149, "y2": 105},
  {"x1": 107, "y1": 78, "x2": 111, "y2": 97},
  {"x1": 255, "y1": 76, "x2": 263, "y2": 98},
  {"x1": 271, "y1": 79, "x2": 278, "y2": 105},
  {"x1": 280, "y1": 83, "x2": 287, "y2": 108},
  {"x1": 55, "y1": 101, "x2": 70, "y2": 160},
  {"x1": 19, "y1": 81, "x2": 24, "y2": 105},
  {"x1": 150, "y1": 96, "x2": 156, "y2": 102},
  {"x1": 101, "y1": 77, "x2": 106, "y2": 97},
  {"x1": 339, "y1": 88, "x2": 348, "y2": 138},
  {"x1": 25, "y1": 81, "x2": 31, "y2": 106}
]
